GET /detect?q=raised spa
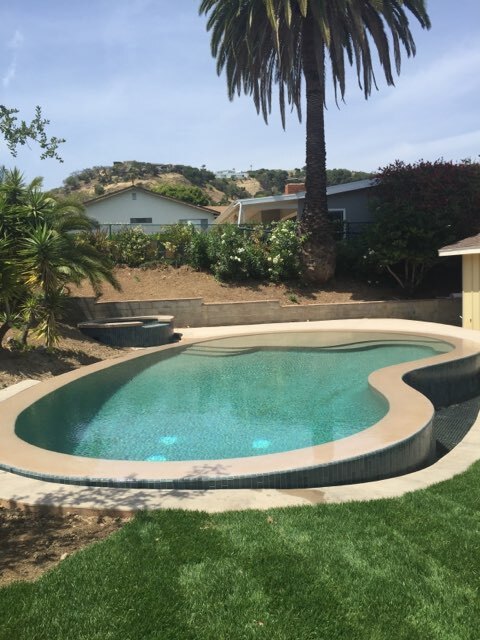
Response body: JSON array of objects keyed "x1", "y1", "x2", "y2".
[
  {"x1": 78, "y1": 315, "x2": 175, "y2": 347},
  {"x1": 5, "y1": 329, "x2": 472, "y2": 490}
]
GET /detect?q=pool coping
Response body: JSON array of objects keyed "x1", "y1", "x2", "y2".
[{"x1": 1, "y1": 318, "x2": 480, "y2": 513}]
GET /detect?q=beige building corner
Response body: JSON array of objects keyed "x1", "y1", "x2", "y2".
[{"x1": 439, "y1": 233, "x2": 480, "y2": 330}]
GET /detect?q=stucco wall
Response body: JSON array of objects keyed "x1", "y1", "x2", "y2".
[
  {"x1": 85, "y1": 190, "x2": 216, "y2": 226},
  {"x1": 327, "y1": 189, "x2": 373, "y2": 226},
  {"x1": 70, "y1": 296, "x2": 461, "y2": 329},
  {"x1": 462, "y1": 254, "x2": 480, "y2": 330}
]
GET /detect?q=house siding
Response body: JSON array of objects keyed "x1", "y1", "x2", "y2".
[
  {"x1": 85, "y1": 190, "x2": 216, "y2": 227},
  {"x1": 462, "y1": 254, "x2": 480, "y2": 330}
]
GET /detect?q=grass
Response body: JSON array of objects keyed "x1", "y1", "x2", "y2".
[{"x1": 1, "y1": 463, "x2": 480, "y2": 640}]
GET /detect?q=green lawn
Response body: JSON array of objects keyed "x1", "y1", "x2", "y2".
[{"x1": 1, "y1": 462, "x2": 480, "y2": 640}]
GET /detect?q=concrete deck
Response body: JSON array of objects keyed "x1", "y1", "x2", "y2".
[{"x1": 1, "y1": 318, "x2": 480, "y2": 515}]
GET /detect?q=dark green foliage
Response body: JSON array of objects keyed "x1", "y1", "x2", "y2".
[
  {"x1": 109, "y1": 227, "x2": 156, "y2": 268},
  {"x1": 154, "y1": 224, "x2": 198, "y2": 267},
  {"x1": 63, "y1": 175, "x2": 80, "y2": 190},
  {"x1": 0, "y1": 169, "x2": 119, "y2": 346},
  {"x1": 326, "y1": 168, "x2": 372, "y2": 186},
  {"x1": 248, "y1": 169, "x2": 289, "y2": 194},
  {"x1": 171, "y1": 164, "x2": 215, "y2": 187},
  {"x1": 208, "y1": 225, "x2": 267, "y2": 280},
  {"x1": 367, "y1": 159, "x2": 480, "y2": 292},
  {"x1": 186, "y1": 231, "x2": 212, "y2": 270},
  {"x1": 210, "y1": 178, "x2": 250, "y2": 200},
  {"x1": 151, "y1": 184, "x2": 210, "y2": 207}
]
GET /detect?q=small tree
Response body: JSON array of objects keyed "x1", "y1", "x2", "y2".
[
  {"x1": 151, "y1": 183, "x2": 210, "y2": 207},
  {"x1": 367, "y1": 159, "x2": 480, "y2": 292},
  {"x1": 0, "y1": 105, "x2": 64, "y2": 160}
]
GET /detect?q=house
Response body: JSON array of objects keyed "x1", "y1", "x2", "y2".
[
  {"x1": 84, "y1": 185, "x2": 218, "y2": 232},
  {"x1": 215, "y1": 179, "x2": 375, "y2": 235},
  {"x1": 439, "y1": 233, "x2": 480, "y2": 330},
  {"x1": 214, "y1": 169, "x2": 249, "y2": 179}
]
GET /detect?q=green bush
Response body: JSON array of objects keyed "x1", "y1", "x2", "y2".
[
  {"x1": 266, "y1": 220, "x2": 303, "y2": 281},
  {"x1": 78, "y1": 229, "x2": 113, "y2": 258},
  {"x1": 154, "y1": 224, "x2": 197, "y2": 267},
  {"x1": 151, "y1": 184, "x2": 210, "y2": 207},
  {"x1": 186, "y1": 231, "x2": 212, "y2": 270},
  {"x1": 110, "y1": 227, "x2": 155, "y2": 267},
  {"x1": 335, "y1": 236, "x2": 384, "y2": 284},
  {"x1": 205, "y1": 225, "x2": 263, "y2": 281}
]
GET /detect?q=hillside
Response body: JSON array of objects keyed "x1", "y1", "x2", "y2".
[{"x1": 52, "y1": 161, "x2": 371, "y2": 206}]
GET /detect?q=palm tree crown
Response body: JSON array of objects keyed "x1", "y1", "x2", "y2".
[{"x1": 199, "y1": 0, "x2": 431, "y2": 282}]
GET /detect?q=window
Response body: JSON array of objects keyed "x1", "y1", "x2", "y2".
[
  {"x1": 179, "y1": 219, "x2": 209, "y2": 230},
  {"x1": 130, "y1": 217, "x2": 152, "y2": 224},
  {"x1": 132, "y1": 192, "x2": 137, "y2": 200}
]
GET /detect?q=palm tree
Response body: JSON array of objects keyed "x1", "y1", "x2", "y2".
[
  {"x1": 199, "y1": 0, "x2": 431, "y2": 282},
  {"x1": 0, "y1": 169, "x2": 120, "y2": 347}
]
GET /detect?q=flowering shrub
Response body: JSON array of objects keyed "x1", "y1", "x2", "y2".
[
  {"x1": 110, "y1": 227, "x2": 154, "y2": 267},
  {"x1": 265, "y1": 220, "x2": 303, "y2": 281},
  {"x1": 97, "y1": 220, "x2": 305, "y2": 283},
  {"x1": 155, "y1": 224, "x2": 197, "y2": 266},
  {"x1": 208, "y1": 225, "x2": 267, "y2": 281}
]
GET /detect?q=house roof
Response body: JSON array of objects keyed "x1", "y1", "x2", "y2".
[
  {"x1": 207, "y1": 205, "x2": 230, "y2": 215},
  {"x1": 215, "y1": 178, "x2": 375, "y2": 224},
  {"x1": 439, "y1": 233, "x2": 480, "y2": 256},
  {"x1": 83, "y1": 185, "x2": 219, "y2": 216}
]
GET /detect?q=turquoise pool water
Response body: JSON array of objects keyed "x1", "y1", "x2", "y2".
[{"x1": 15, "y1": 333, "x2": 452, "y2": 461}]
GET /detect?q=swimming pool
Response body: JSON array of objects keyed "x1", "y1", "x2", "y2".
[
  {"x1": 16, "y1": 332, "x2": 451, "y2": 461},
  {"x1": 1, "y1": 326, "x2": 479, "y2": 489}
]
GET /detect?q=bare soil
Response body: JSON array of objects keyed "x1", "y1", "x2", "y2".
[
  {"x1": 0, "y1": 267, "x2": 399, "y2": 586},
  {"x1": 0, "y1": 507, "x2": 128, "y2": 586},
  {"x1": 71, "y1": 264, "x2": 399, "y2": 305},
  {"x1": 0, "y1": 324, "x2": 127, "y2": 389}
]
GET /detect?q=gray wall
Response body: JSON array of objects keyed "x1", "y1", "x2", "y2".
[
  {"x1": 70, "y1": 296, "x2": 461, "y2": 329},
  {"x1": 327, "y1": 188, "x2": 373, "y2": 225},
  {"x1": 293, "y1": 187, "x2": 373, "y2": 230}
]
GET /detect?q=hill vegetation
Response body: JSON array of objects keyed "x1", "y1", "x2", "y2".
[{"x1": 53, "y1": 161, "x2": 371, "y2": 205}]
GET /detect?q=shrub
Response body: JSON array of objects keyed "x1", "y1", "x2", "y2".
[
  {"x1": 208, "y1": 225, "x2": 267, "y2": 281},
  {"x1": 186, "y1": 231, "x2": 212, "y2": 270},
  {"x1": 110, "y1": 227, "x2": 154, "y2": 267},
  {"x1": 155, "y1": 224, "x2": 197, "y2": 267},
  {"x1": 78, "y1": 229, "x2": 113, "y2": 259},
  {"x1": 366, "y1": 159, "x2": 480, "y2": 292},
  {"x1": 266, "y1": 220, "x2": 303, "y2": 281},
  {"x1": 151, "y1": 184, "x2": 210, "y2": 207}
]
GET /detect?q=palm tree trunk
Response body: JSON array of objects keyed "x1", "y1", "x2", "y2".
[{"x1": 299, "y1": 14, "x2": 336, "y2": 283}]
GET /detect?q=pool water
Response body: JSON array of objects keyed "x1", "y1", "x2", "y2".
[{"x1": 15, "y1": 333, "x2": 452, "y2": 461}]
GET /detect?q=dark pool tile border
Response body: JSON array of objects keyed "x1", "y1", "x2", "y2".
[
  {"x1": 0, "y1": 416, "x2": 435, "y2": 491},
  {"x1": 2, "y1": 325, "x2": 480, "y2": 491}
]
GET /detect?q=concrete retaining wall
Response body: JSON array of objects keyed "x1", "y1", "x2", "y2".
[{"x1": 69, "y1": 296, "x2": 462, "y2": 328}]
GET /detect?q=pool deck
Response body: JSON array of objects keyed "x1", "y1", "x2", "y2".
[{"x1": 1, "y1": 318, "x2": 480, "y2": 515}]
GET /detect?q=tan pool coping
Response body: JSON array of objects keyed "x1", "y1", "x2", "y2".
[{"x1": 1, "y1": 318, "x2": 480, "y2": 514}]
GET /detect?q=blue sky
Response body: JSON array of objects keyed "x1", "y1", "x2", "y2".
[{"x1": 1, "y1": 1, "x2": 479, "y2": 189}]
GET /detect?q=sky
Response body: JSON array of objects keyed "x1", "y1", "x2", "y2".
[{"x1": 1, "y1": 1, "x2": 479, "y2": 190}]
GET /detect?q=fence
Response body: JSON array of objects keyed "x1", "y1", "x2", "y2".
[{"x1": 99, "y1": 220, "x2": 373, "y2": 239}]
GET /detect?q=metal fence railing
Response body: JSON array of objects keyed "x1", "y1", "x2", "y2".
[{"x1": 98, "y1": 220, "x2": 373, "y2": 239}]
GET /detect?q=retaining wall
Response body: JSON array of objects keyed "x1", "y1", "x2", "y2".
[{"x1": 69, "y1": 296, "x2": 462, "y2": 328}]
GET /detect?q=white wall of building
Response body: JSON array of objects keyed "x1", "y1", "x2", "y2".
[{"x1": 85, "y1": 189, "x2": 216, "y2": 226}]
